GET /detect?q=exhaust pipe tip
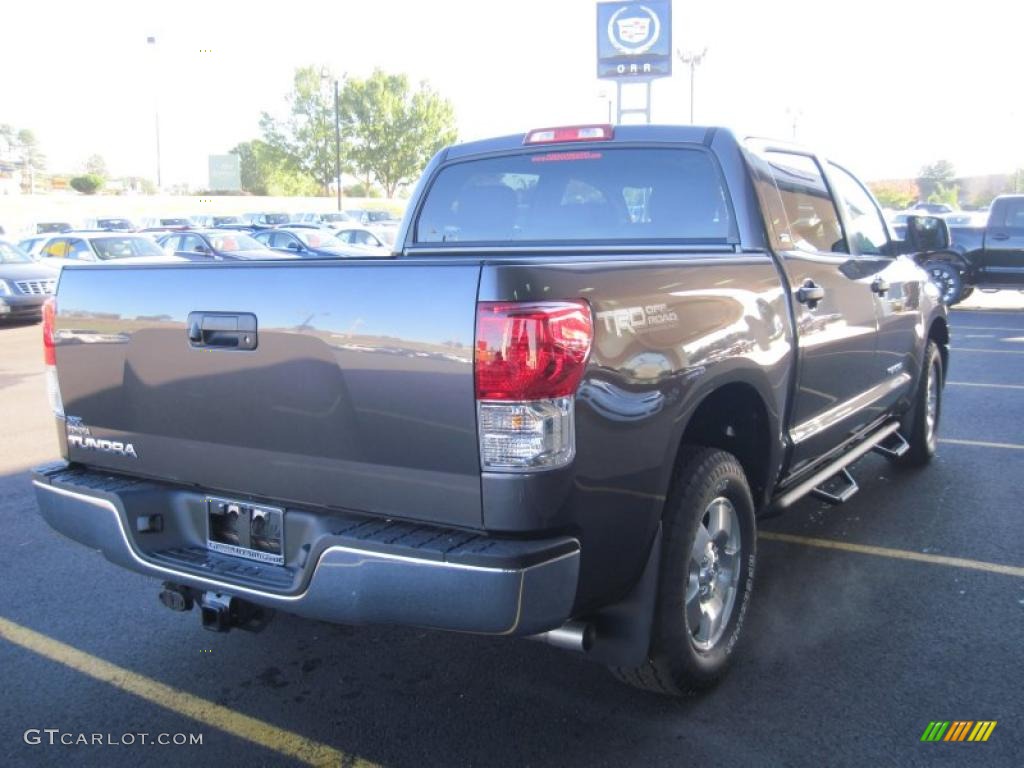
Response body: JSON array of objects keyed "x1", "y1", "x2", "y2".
[{"x1": 528, "y1": 620, "x2": 595, "y2": 653}]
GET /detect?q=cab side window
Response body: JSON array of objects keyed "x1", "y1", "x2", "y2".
[
  {"x1": 999, "y1": 198, "x2": 1024, "y2": 229},
  {"x1": 829, "y1": 164, "x2": 890, "y2": 255},
  {"x1": 763, "y1": 151, "x2": 847, "y2": 255}
]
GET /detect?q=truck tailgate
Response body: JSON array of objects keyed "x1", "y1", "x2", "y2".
[{"x1": 53, "y1": 262, "x2": 483, "y2": 528}]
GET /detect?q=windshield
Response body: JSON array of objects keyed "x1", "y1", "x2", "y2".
[
  {"x1": 294, "y1": 230, "x2": 343, "y2": 248},
  {"x1": 321, "y1": 212, "x2": 352, "y2": 222},
  {"x1": 91, "y1": 236, "x2": 166, "y2": 260},
  {"x1": 415, "y1": 147, "x2": 733, "y2": 245},
  {"x1": 0, "y1": 241, "x2": 34, "y2": 263},
  {"x1": 212, "y1": 216, "x2": 244, "y2": 226},
  {"x1": 210, "y1": 233, "x2": 264, "y2": 252},
  {"x1": 366, "y1": 211, "x2": 399, "y2": 222},
  {"x1": 263, "y1": 213, "x2": 290, "y2": 225},
  {"x1": 159, "y1": 218, "x2": 190, "y2": 226}
]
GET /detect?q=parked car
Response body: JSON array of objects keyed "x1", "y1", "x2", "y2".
[
  {"x1": 82, "y1": 218, "x2": 137, "y2": 232},
  {"x1": 291, "y1": 211, "x2": 356, "y2": 228},
  {"x1": 251, "y1": 227, "x2": 374, "y2": 258},
  {"x1": 32, "y1": 124, "x2": 951, "y2": 697},
  {"x1": 344, "y1": 208, "x2": 401, "y2": 245},
  {"x1": 910, "y1": 202, "x2": 954, "y2": 215},
  {"x1": 0, "y1": 239, "x2": 58, "y2": 321},
  {"x1": 139, "y1": 217, "x2": 193, "y2": 233},
  {"x1": 332, "y1": 225, "x2": 390, "y2": 255},
  {"x1": 39, "y1": 232, "x2": 179, "y2": 265},
  {"x1": 190, "y1": 215, "x2": 248, "y2": 229},
  {"x1": 925, "y1": 194, "x2": 1024, "y2": 304},
  {"x1": 157, "y1": 230, "x2": 294, "y2": 261},
  {"x1": 243, "y1": 213, "x2": 291, "y2": 229}
]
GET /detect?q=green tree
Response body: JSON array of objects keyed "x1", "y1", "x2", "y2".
[
  {"x1": 927, "y1": 182, "x2": 960, "y2": 209},
  {"x1": 85, "y1": 154, "x2": 108, "y2": 178},
  {"x1": 867, "y1": 180, "x2": 918, "y2": 210},
  {"x1": 917, "y1": 159, "x2": 956, "y2": 203},
  {"x1": 339, "y1": 69, "x2": 457, "y2": 197},
  {"x1": 258, "y1": 66, "x2": 337, "y2": 194},
  {"x1": 919, "y1": 160, "x2": 956, "y2": 184},
  {"x1": 70, "y1": 174, "x2": 104, "y2": 195},
  {"x1": 230, "y1": 139, "x2": 318, "y2": 196}
]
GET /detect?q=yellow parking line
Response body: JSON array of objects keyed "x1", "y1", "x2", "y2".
[
  {"x1": 946, "y1": 381, "x2": 1024, "y2": 391},
  {"x1": 940, "y1": 438, "x2": 1024, "y2": 451},
  {"x1": 758, "y1": 532, "x2": 1024, "y2": 578},
  {"x1": 0, "y1": 617, "x2": 372, "y2": 767}
]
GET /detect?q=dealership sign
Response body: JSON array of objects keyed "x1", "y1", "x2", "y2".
[{"x1": 597, "y1": 1, "x2": 672, "y2": 79}]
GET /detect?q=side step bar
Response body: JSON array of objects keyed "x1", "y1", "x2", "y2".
[
  {"x1": 811, "y1": 468, "x2": 858, "y2": 504},
  {"x1": 775, "y1": 422, "x2": 901, "y2": 509},
  {"x1": 872, "y1": 431, "x2": 910, "y2": 460}
]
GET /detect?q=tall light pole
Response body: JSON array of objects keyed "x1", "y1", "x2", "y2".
[
  {"x1": 676, "y1": 48, "x2": 708, "y2": 124},
  {"x1": 321, "y1": 69, "x2": 343, "y2": 210},
  {"x1": 147, "y1": 36, "x2": 162, "y2": 189}
]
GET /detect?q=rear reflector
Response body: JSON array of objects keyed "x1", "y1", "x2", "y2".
[
  {"x1": 42, "y1": 297, "x2": 56, "y2": 366},
  {"x1": 42, "y1": 297, "x2": 63, "y2": 418},
  {"x1": 524, "y1": 124, "x2": 613, "y2": 145},
  {"x1": 475, "y1": 301, "x2": 592, "y2": 471}
]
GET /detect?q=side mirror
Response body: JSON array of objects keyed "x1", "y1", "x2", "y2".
[
  {"x1": 194, "y1": 244, "x2": 210, "y2": 254},
  {"x1": 905, "y1": 215, "x2": 950, "y2": 252},
  {"x1": 286, "y1": 241, "x2": 302, "y2": 251}
]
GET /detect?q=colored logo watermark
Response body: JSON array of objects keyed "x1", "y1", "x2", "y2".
[{"x1": 921, "y1": 721, "x2": 997, "y2": 742}]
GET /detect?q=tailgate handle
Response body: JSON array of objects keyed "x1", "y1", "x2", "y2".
[{"x1": 187, "y1": 312, "x2": 258, "y2": 350}]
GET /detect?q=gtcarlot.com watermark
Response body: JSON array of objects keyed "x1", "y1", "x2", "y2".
[{"x1": 24, "y1": 729, "x2": 203, "y2": 747}]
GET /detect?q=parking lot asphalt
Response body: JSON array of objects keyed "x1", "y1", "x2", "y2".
[{"x1": 1, "y1": 307, "x2": 1022, "y2": 768}]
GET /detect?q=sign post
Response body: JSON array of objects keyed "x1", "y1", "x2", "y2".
[{"x1": 596, "y1": 1, "x2": 672, "y2": 124}]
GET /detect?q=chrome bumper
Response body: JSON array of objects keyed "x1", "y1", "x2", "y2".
[{"x1": 33, "y1": 465, "x2": 580, "y2": 636}]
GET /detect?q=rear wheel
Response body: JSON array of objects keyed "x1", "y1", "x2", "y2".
[
  {"x1": 610, "y1": 447, "x2": 756, "y2": 696},
  {"x1": 924, "y1": 261, "x2": 963, "y2": 306},
  {"x1": 898, "y1": 341, "x2": 943, "y2": 467}
]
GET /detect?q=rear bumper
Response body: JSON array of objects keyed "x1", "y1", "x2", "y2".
[{"x1": 32, "y1": 463, "x2": 580, "y2": 636}]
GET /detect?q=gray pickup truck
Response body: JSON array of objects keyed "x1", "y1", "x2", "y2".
[{"x1": 34, "y1": 125, "x2": 950, "y2": 695}]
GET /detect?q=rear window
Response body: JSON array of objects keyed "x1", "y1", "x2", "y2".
[
  {"x1": 414, "y1": 147, "x2": 732, "y2": 245},
  {"x1": 92, "y1": 236, "x2": 165, "y2": 260}
]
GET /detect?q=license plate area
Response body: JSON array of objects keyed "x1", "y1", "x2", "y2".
[{"x1": 207, "y1": 497, "x2": 284, "y2": 565}]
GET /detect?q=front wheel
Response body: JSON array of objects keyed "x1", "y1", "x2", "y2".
[
  {"x1": 924, "y1": 261, "x2": 963, "y2": 306},
  {"x1": 610, "y1": 447, "x2": 756, "y2": 696}
]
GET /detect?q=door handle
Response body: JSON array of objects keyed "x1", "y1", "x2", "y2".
[
  {"x1": 187, "y1": 312, "x2": 258, "y2": 350},
  {"x1": 990, "y1": 233, "x2": 1010, "y2": 241},
  {"x1": 796, "y1": 279, "x2": 825, "y2": 307},
  {"x1": 871, "y1": 277, "x2": 890, "y2": 295}
]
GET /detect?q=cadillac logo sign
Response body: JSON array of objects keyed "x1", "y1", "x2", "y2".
[
  {"x1": 597, "y1": 1, "x2": 672, "y2": 79},
  {"x1": 608, "y1": 6, "x2": 660, "y2": 55}
]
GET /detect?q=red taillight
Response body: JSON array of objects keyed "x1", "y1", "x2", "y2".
[
  {"x1": 524, "y1": 124, "x2": 613, "y2": 145},
  {"x1": 475, "y1": 301, "x2": 593, "y2": 401},
  {"x1": 42, "y1": 297, "x2": 57, "y2": 366}
]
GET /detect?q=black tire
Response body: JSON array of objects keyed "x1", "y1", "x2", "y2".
[
  {"x1": 897, "y1": 341, "x2": 943, "y2": 468},
  {"x1": 610, "y1": 447, "x2": 756, "y2": 696},
  {"x1": 959, "y1": 285, "x2": 975, "y2": 303},
  {"x1": 924, "y1": 261, "x2": 963, "y2": 306}
]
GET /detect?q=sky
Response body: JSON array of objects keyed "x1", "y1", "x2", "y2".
[{"x1": 1, "y1": 0, "x2": 1021, "y2": 189}]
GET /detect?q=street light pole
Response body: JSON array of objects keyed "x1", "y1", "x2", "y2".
[
  {"x1": 147, "y1": 36, "x2": 162, "y2": 189},
  {"x1": 334, "y1": 78, "x2": 342, "y2": 211},
  {"x1": 676, "y1": 48, "x2": 708, "y2": 124}
]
